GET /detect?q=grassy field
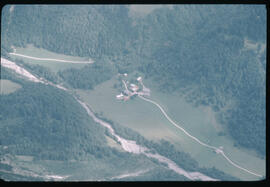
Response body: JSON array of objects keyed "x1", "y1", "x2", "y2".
[
  {"x1": 76, "y1": 75, "x2": 265, "y2": 181},
  {"x1": 8, "y1": 44, "x2": 91, "y2": 72},
  {"x1": 0, "y1": 79, "x2": 22, "y2": 95}
]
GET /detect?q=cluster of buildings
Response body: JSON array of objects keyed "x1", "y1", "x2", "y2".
[{"x1": 116, "y1": 75, "x2": 150, "y2": 101}]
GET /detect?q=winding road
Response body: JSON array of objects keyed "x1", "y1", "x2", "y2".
[{"x1": 138, "y1": 95, "x2": 263, "y2": 178}]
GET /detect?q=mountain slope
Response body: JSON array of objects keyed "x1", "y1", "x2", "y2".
[{"x1": 0, "y1": 79, "x2": 108, "y2": 160}]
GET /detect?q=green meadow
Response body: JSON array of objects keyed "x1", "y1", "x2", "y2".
[
  {"x1": 76, "y1": 75, "x2": 265, "y2": 181},
  {"x1": 0, "y1": 79, "x2": 22, "y2": 95},
  {"x1": 8, "y1": 44, "x2": 91, "y2": 72}
]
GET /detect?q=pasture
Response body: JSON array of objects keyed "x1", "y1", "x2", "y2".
[
  {"x1": 9, "y1": 44, "x2": 92, "y2": 72},
  {"x1": 0, "y1": 79, "x2": 22, "y2": 95},
  {"x1": 76, "y1": 75, "x2": 265, "y2": 180}
]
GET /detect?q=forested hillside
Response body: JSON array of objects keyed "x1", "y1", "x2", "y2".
[
  {"x1": 0, "y1": 73, "x2": 110, "y2": 160},
  {"x1": 134, "y1": 5, "x2": 266, "y2": 156},
  {"x1": 1, "y1": 5, "x2": 135, "y2": 58}
]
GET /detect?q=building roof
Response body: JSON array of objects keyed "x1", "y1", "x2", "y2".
[
  {"x1": 137, "y1": 77, "x2": 142, "y2": 81},
  {"x1": 116, "y1": 93, "x2": 124, "y2": 98},
  {"x1": 130, "y1": 83, "x2": 137, "y2": 87},
  {"x1": 131, "y1": 87, "x2": 139, "y2": 91}
]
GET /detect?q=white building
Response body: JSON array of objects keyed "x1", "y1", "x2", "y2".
[
  {"x1": 137, "y1": 76, "x2": 142, "y2": 82},
  {"x1": 116, "y1": 93, "x2": 124, "y2": 99},
  {"x1": 130, "y1": 84, "x2": 139, "y2": 92},
  {"x1": 131, "y1": 86, "x2": 139, "y2": 92}
]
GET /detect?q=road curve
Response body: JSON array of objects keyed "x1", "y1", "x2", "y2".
[{"x1": 138, "y1": 95, "x2": 263, "y2": 178}]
